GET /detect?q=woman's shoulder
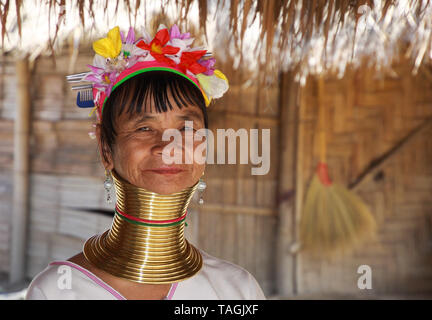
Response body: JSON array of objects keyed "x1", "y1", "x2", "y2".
[
  {"x1": 173, "y1": 248, "x2": 266, "y2": 300},
  {"x1": 25, "y1": 261, "x2": 122, "y2": 300},
  {"x1": 199, "y1": 249, "x2": 253, "y2": 279}
]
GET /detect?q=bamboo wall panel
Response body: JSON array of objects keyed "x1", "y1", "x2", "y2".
[
  {"x1": 0, "y1": 120, "x2": 13, "y2": 170},
  {"x1": 297, "y1": 61, "x2": 432, "y2": 297},
  {"x1": 31, "y1": 120, "x2": 101, "y2": 176},
  {"x1": 0, "y1": 56, "x2": 17, "y2": 273},
  {"x1": 26, "y1": 173, "x2": 113, "y2": 277},
  {"x1": 0, "y1": 171, "x2": 12, "y2": 273}
]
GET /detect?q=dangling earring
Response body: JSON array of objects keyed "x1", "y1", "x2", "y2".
[
  {"x1": 104, "y1": 169, "x2": 114, "y2": 204},
  {"x1": 197, "y1": 174, "x2": 206, "y2": 205}
]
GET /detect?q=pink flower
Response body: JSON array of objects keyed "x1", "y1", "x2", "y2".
[
  {"x1": 120, "y1": 27, "x2": 135, "y2": 44},
  {"x1": 83, "y1": 65, "x2": 117, "y2": 95},
  {"x1": 169, "y1": 24, "x2": 191, "y2": 40},
  {"x1": 197, "y1": 57, "x2": 216, "y2": 75}
]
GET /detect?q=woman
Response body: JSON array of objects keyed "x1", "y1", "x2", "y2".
[{"x1": 25, "y1": 25, "x2": 265, "y2": 300}]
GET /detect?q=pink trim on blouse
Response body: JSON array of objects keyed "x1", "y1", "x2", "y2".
[
  {"x1": 48, "y1": 261, "x2": 178, "y2": 300},
  {"x1": 166, "y1": 282, "x2": 178, "y2": 300}
]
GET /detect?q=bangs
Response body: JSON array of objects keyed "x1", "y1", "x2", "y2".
[{"x1": 105, "y1": 71, "x2": 208, "y2": 129}]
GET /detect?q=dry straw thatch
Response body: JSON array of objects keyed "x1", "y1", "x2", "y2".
[{"x1": 1, "y1": 0, "x2": 432, "y2": 80}]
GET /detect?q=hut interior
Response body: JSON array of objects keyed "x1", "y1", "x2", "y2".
[{"x1": 0, "y1": 0, "x2": 432, "y2": 299}]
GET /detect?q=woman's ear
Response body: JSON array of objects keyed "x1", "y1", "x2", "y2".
[{"x1": 95, "y1": 123, "x2": 114, "y2": 170}]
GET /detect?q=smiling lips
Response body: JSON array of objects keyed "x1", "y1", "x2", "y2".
[{"x1": 148, "y1": 167, "x2": 184, "y2": 174}]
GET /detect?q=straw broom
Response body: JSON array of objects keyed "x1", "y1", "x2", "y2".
[{"x1": 299, "y1": 76, "x2": 377, "y2": 256}]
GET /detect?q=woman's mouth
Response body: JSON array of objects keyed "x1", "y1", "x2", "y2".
[{"x1": 148, "y1": 167, "x2": 184, "y2": 175}]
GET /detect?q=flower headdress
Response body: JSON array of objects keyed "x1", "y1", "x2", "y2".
[{"x1": 66, "y1": 24, "x2": 229, "y2": 121}]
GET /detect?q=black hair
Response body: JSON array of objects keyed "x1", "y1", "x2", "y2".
[{"x1": 99, "y1": 71, "x2": 208, "y2": 164}]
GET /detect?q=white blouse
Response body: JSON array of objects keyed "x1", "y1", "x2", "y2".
[{"x1": 25, "y1": 249, "x2": 266, "y2": 300}]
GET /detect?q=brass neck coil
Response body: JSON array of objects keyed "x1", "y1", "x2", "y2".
[{"x1": 83, "y1": 170, "x2": 202, "y2": 284}]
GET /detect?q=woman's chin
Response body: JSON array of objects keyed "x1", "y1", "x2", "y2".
[{"x1": 135, "y1": 172, "x2": 195, "y2": 195}]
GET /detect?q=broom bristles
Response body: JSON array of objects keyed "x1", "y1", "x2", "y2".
[{"x1": 300, "y1": 174, "x2": 377, "y2": 257}]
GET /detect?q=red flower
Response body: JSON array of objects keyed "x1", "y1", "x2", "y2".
[
  {"x1": 178, "y1": 50, "x2": 207, "y2": 74},
  {"x1": 136, "y1": 28, "x2": 180, "y2": 66}
]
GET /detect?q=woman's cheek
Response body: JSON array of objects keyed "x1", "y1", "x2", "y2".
[
  {"x1": 128, "y1": 144, "x2": 151, "y2": 168},
  {"x1": 192, "y1": 140, "x2": 206, "y2": 179},
  {"x1": 183, "y1": 132, "x2": 207, "y2": 165},
  {"x1": 114, "y1": 140, "x2": 144, "y2": 169},
  {"x1": 193, "y1": 138, "x2": 207, "y2": 165},
  {"x1": 183, "y1": 142, "x2": 194, "y2": 165}
]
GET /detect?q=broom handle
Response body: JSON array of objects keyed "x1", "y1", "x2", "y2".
[{"x1": 318, "y1": 75, "x2": 327, "y2": 163}]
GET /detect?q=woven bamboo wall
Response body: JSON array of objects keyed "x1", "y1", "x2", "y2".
[
  {"x1": 295, "y1": 61, "x2": 432, "y2": 297},
  {"x1": 0, "y1": 57, "x2": 16, "y2": 274}
]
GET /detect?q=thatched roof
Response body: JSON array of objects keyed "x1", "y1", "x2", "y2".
[{"x1": 2, "y1": 0, "x2": 432, "y2": 82}]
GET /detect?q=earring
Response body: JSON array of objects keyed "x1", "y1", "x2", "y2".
[
  {"x1": 197, "y1": 175, "x2": 206, "y2": 205},
  {"x1": 104, "y1": 169, "x2": 114, "y2": 204}
]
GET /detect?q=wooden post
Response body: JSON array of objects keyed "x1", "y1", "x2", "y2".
[
  {"x1": 10, "y1": 57, "x2": 31, "y2": 285},
  {"x1": 275, "y1": 71, "x2": 300, "y2": 296}
]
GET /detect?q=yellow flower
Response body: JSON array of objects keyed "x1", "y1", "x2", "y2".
[
  {"x1": 197, "y1": 69, "x2": 229, "y2": 104},
  {"x1": 201, "y1": 89, "x2": 211, "y2": 106},
  {"x1": 213, "y1": 69, "x2": 228, "y2": 84},
  {"x1": 93, "y1": 26, "x2": 122, "y2": 59}
]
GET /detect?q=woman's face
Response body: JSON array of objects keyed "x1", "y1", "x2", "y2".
[{"x1": 97, "y1": 90, "x2": 206, "y2": 194}]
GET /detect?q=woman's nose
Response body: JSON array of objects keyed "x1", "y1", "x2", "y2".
[{"x1": 151, "y1": 137, "x2": 170, "y2": 155}]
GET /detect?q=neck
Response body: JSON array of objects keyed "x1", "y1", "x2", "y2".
[{"x1": 83, "y1": 170, "x2": 202, "y2": 284}]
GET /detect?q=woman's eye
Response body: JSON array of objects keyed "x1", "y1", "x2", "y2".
[
  {"x1": 138, "y1": 126, "x2": 151, "y2": 132},
  {"x1": 181, "y1": 126, "x2": 195, "y2": 132}
]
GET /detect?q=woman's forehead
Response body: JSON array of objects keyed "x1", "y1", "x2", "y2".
[{"x1": 118, "y1": 103, "x2": 204, "y2": 124}]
